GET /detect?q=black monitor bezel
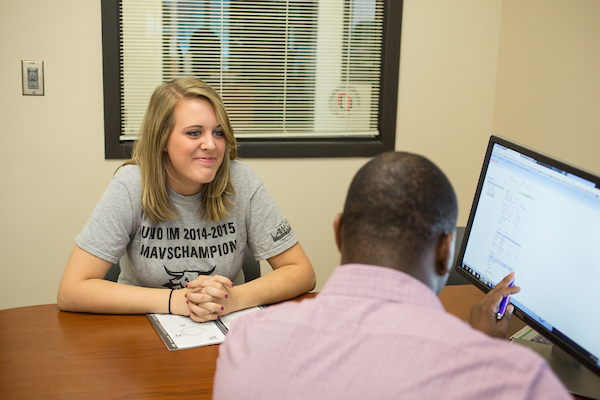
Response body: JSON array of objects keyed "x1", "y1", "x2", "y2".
[{"x1": 454, "y1": 134, "x2": 600, "y2": 378}]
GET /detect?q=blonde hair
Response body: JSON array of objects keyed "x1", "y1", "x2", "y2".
[{"x1": 122, "y1": 77, "x2": 238, "y2": 223}]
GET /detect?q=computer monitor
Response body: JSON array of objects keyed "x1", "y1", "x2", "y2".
[{"x1": 455, "y1": 135, "x2": 600, "y2": 398}]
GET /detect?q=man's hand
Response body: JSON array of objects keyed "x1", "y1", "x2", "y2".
[{"x1": 469, "y1": 272, "x2": 520, "y2": 338}]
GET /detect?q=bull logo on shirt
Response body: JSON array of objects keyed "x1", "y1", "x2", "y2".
[{"x1": 162, "y1": 265, "x2": 216, "y2": 289}]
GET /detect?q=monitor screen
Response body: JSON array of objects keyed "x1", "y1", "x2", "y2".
[{"x1": 455, "y1": 135, "x2": 600, "y2": 381}]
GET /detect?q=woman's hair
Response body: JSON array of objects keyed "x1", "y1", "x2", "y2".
[{"x1": 122, "y1": 77, "x2": 238, "y2": 223}]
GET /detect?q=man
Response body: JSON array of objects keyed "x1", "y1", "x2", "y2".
[{"x1": 213, "y1": 152, "x2": 570, "y2": 399}]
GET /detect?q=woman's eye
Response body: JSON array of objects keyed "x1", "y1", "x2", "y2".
[
  {"x1": 213, "y1": 130, "x2": 224, "y2": 137},
  {"x1": 187, "y1": 130, "x2": 201, "y2": 137}
]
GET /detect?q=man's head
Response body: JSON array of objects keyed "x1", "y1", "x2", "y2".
[{"x1": 334, "y1": 151, "x2": 458, "y2": 293}]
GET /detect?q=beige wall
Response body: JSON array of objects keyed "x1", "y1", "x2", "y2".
[
  {"x1": 492, "y1": 0, "x2": 600, "y2": 173},
  {"x1": 396, "y1": 0, "x2": 502, "y2": 223},
  {"x1": 1, "y1": 0, "x2": 597, "y2": 310}
]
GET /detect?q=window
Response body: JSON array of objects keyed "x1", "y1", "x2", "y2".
[{"x1": 102, "y1": 0, "x2": 402, "y2": 159}]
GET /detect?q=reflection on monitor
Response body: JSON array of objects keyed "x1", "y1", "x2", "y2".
[{"x1": 455, "y1": 135, "x2": 600, "y2": 398}]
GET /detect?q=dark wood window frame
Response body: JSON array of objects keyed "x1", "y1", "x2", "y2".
[{"x1": 101, "y1": 0, "x2": 402, "y2": 159}]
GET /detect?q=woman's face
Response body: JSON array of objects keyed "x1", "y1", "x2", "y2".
[{"x1": 164, "y1": 97, "x2": 226, "y2": 196}]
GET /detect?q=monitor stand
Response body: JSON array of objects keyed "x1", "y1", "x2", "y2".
[{"x1": 514, "y1": 339, "x2": 600, "y2": 399}]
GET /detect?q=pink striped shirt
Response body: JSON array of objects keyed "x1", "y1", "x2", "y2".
[{"x1": 214, "y1": 264, "x2": 570, "y2": 399}]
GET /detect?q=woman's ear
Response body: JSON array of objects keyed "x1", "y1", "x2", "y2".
[{"x1": 333, "y1": 213, "x2": 344, "y2": 253}]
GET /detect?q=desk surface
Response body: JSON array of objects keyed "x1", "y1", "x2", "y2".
[{"x1": 0, "y1": 285, "x2": 574, "y2": 399}]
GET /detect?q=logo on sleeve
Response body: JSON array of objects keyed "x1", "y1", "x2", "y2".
[
  {"x1": 270, "y1": 220, "x2": 292, "y2": 243},
  {"x1": 162, "y1": 265, "x2": 216, "y2": 289}
]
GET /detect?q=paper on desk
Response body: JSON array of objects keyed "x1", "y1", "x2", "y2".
[
  {"x1": 148, "y1": 306, "x2": 263, "y2": 351},
  {"x1": 510, "y1": 325, "x2": 552, "y2": 345}
]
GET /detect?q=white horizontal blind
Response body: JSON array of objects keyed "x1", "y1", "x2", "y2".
[{"x1": 120, "y1": 0, "x2": 384, "y2": 141}]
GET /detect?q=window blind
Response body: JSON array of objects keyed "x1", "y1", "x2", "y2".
[{"x1": 120, "y1": 0, "x2": 384, "y2": 141}]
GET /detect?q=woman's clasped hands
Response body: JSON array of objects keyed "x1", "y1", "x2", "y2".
[{"x1": 184, "y1": 275, "x2": 234, "y2": 322}]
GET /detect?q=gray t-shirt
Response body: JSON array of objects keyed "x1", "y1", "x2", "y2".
[{"x1": 76, "y1": 161, "x2": 297, "y2": 289}]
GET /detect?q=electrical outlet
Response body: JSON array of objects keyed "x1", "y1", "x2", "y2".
[{"x1": 22, "y1": 60, "x2": 44, "y2": 96}]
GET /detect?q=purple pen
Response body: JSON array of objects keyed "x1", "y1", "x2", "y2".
[{"x1": 496, "y1": 280, "x2": 515, "y2": 320}]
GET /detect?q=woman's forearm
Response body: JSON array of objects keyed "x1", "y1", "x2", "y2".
[
  {"x1": 58, "y1": 277, "x2": 183, "y2": 315},
  {"x1": 57, "y1": 245, "x2": 191, "y2": 315},
  {"x1": 229, "y1": 263, "x2": 315, "y2": 312},
  {"x1": 226, "y1": 243, "x2": 316, "y2": 312}
]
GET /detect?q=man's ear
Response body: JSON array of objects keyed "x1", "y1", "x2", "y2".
[
  {"x1": 435, "y1": 231, "x2": 455, "y2": 276},
  {"x1": 333, "y1": 213, "x2": 344, "y2": 253}
]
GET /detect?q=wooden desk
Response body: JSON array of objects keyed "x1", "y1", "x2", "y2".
[{"x1": 0, "y1": 285, "x2": 575, "y2": 399}]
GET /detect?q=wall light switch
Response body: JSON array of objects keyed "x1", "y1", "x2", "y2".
[{"x1": 22, "y1": 60, "x2": 44, "y2": 96}]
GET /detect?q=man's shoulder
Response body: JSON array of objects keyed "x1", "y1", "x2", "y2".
[
  {"x1": 251, "y1": 298, "x2": 313, "y2": 323},
  {"x1": 230, "y1": 298, "x2": 315, "y2": 338},
  {"x1": 438, "y1": 313, "x2": 552, "y2": 371},
  {"x1": 219, "y1": 296, "x2": 569, "y2": 400}
]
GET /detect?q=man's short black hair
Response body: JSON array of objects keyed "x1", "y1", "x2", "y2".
[{"x1": 342, "y1": 151, "x2": 458, "y2": 266}]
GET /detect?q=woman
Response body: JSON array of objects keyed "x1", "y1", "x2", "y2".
[{"x1": 58, "y1": 77, "x2": 316, "y2": 322}]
